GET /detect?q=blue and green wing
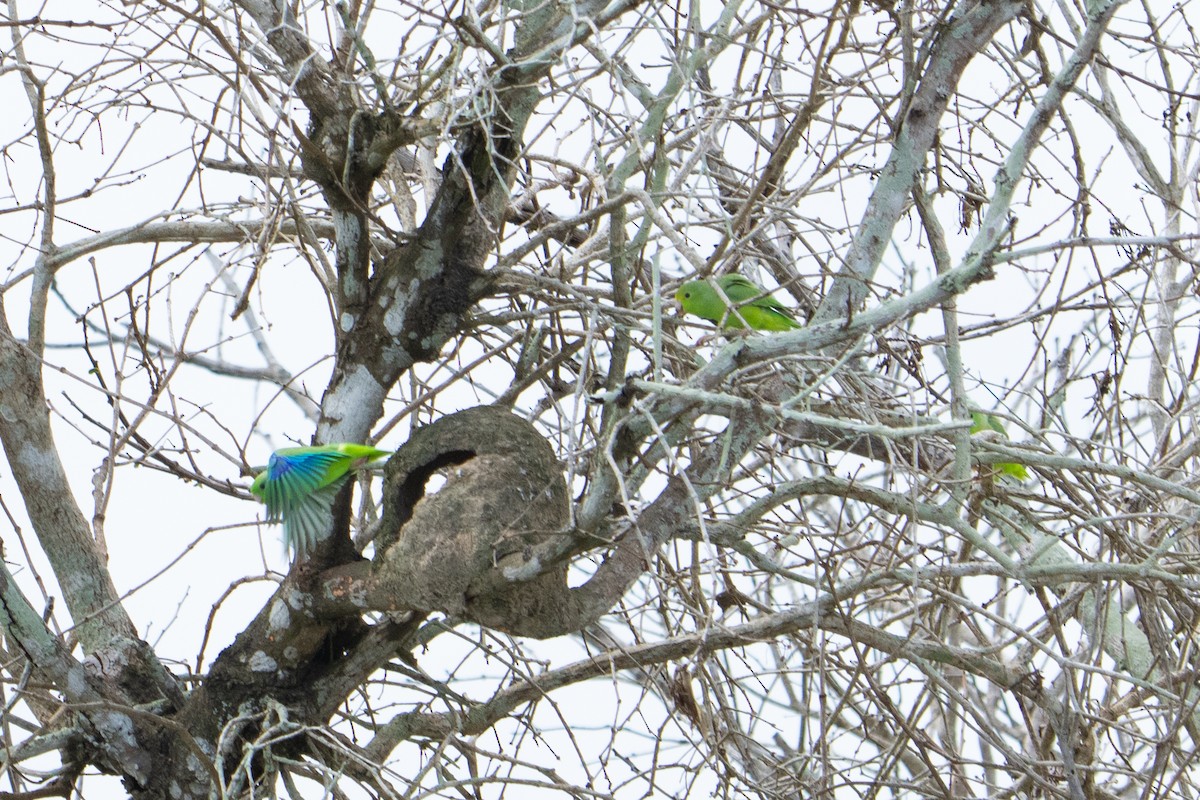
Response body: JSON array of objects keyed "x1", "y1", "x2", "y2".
[
  {"x1": 256, "y1": 447, "x2": 346, "y2": 523},
  {"x1": 282, "y1": 477, "x2": 351, "y2": 557},
  {"x1": 251, "y1": 443, "x2": 390, "y2": 558}
]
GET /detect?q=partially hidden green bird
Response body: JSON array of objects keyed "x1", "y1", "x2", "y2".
[
  {"x1": 675, "y1": 274, "x2": 801, "y2": 331},
  {"x1": 969, "y1": 410, "x2": 1029, "y2": 481},
  {"x1": 250, "y1": 443, "x2": 390, "y2": 558}
]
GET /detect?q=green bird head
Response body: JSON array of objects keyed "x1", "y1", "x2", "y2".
[{"x1": 249, "y1": 471, "x2": 267, "y2": 500}]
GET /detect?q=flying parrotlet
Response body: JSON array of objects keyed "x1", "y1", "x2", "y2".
[
  {"x1": 674, "y1": 274, "x2": 801, "y2": 331},
  {"x1": 969, "y1": 410, "x2": 1029, "y2": 481},
  {"x1": 250, "y1": 443, "x2": 390, "y2": 558}
]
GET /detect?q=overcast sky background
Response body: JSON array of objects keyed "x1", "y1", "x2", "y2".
[{"x1": 0, "y1": 1, "x2": 1192, "y2": 796}]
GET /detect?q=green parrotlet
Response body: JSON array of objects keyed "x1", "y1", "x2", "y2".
[
  {"x1": 250, "y1": 443, "x2": 390, "y2": 557},
  {"x1": 969, "y1": 410, "x2": 1029, "y2": 481},
  {"x1": 675, "y1": 274, "x2": 801, "y2": 331}
]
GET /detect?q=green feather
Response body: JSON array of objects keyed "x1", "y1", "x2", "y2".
[
  {"x1": 250, "y1": 443, "x2": 390, "y2": 557},
  {"x1": 674, "y1": 274, "x2": 800, "y2": 331},
  {"x1": 969, "y1": 411, "x2": 1028, "y2": 481}
]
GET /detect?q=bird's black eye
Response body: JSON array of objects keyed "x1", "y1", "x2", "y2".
[{"x1": 682, "y1": 291, "x2": 690, "y2": 299}]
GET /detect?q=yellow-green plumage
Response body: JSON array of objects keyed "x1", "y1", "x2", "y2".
[
  {"x1": 250, "y1": 443, "x2": 390, "y2": 558},
  {"x1": 675, "y1": 274, "x2": 800, "y2": 331},
  {"x1": 969, "y1": 411, "x2": 1028, "y2": 481}
]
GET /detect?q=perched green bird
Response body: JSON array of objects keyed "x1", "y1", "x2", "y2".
[
  {"x1": 250, "y1": 443, "x2": 390, "y2": 557},
  {"x1": 675, "y1": 274, "x2": 801, "y2": 331},
  {"x1": 969, "y1": 410, "x2": 1029, "y2": 481}
]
